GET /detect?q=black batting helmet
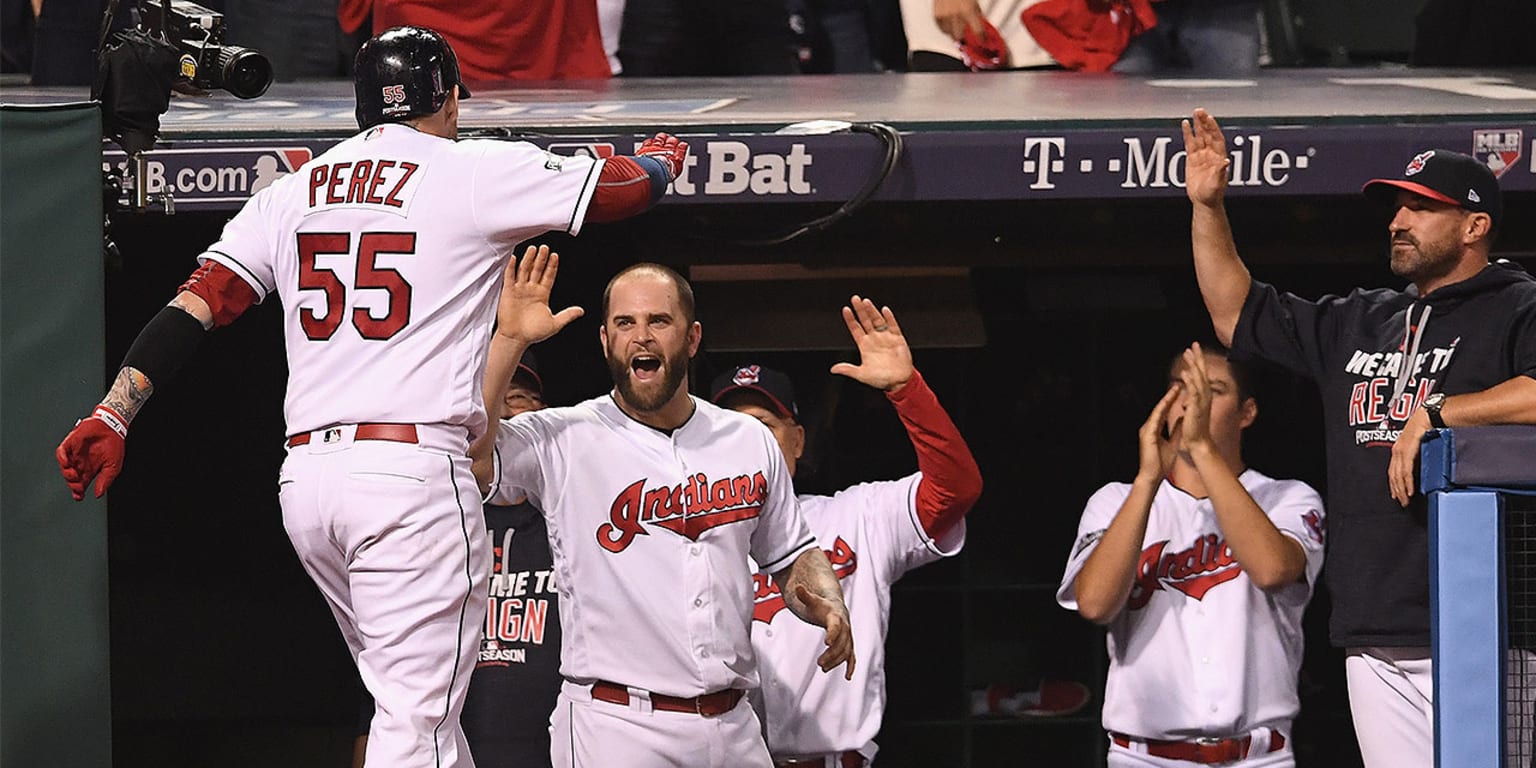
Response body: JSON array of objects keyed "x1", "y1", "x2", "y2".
[{"x1": 353, "y1": 26, "x2": 471, "y2": 130}]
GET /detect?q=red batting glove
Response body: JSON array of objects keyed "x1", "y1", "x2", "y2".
[
  {"x1": 56, "y1": 405, "x2": 128, "y2": 501},
  {"x1": 637, "y1": 132, "x2": 689, "y2": 181}
]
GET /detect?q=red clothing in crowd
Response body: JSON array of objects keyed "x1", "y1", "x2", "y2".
[
  {"x1": 1021, "y1": 0, "x2": 1157, "y2": 72},
  {"x1": 340, "y1": 0, "x2": 612, "y2": 80}
]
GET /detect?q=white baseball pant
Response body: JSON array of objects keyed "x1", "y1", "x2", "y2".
[
  {"x1": 280, "y1": 424, "x2": 489, "y2": 768},
  {"x1": 1345, "y1": 646, "x2": 1433, "y2": 768},
  {"x1": 550, "y1": 680, "x2": 773, "y2": 768}
]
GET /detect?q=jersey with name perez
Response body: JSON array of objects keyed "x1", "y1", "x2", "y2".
[
  {"x1": 490, "y1": 395, "x2": 817, "y2": 698},
  {"x1": 200, "y1": 123, "x2": 601, "y2": 438},
  {"x1": 1057, "y1": 470, "x2": 1325, "y2": 740}
]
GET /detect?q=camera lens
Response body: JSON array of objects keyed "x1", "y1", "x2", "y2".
[{"x1": 217, "y1": 46, "x2": 273, "y2": 99}]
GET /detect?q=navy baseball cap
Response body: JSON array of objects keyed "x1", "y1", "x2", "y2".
[
  {"x1": 1362, "y1": 149, "x2": 1503, "y2": 228},
  {"x1": 512, "y1": 348, "x2": 542, "y2": 394},
  {"x1": 709, "y1": 364, "x2": 798, "y2": 420}
]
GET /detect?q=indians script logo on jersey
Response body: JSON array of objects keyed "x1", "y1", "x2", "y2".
[
  {"x1": 597, "y1": 473, "x2": 768, "y2": 552},
  {"x1": 752, "y1": 536, "x2": 858, "y2": 623},
  {"x1": 1128, "y1": 534, "x2": 1242, "y2": 610}
]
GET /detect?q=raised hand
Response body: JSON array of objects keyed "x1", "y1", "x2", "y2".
[
  {"x1": 1176, "y1": 344, "x2": 1215, "y2": 452},
  {"x1": 1181, "y1": 108, "x2": 1230, "y2": 208},
  {"x1": 829, "y1": 295, "x2": 914, "y2": 392},
  {"x1": 495, "y1": 244, "x2": 584, "y2": 345},
  {"x1": 794, "y1": 584, "x2": 857, "y2": 680},
  {"x1": 637, "y1": 132, "x2": 689, "y2": 181},
  {"x1": 1137, "y1": 383, "x2": 1181, "y2": 484}
]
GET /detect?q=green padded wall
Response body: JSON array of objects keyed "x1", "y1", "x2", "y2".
[{"x1": 1, "y1": 102, "x2": 112, "y2": 768}]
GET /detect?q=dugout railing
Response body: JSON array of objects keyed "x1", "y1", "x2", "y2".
[{"x1": 1426, "y1": 426, "x2": 1536, "y2": 768}]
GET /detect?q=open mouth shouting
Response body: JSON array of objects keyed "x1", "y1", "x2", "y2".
[
  {"x1": 630, "y1": 353, "x2": 663, "y2": 383},
  {"x1": 611, "y1": 345, "x2": 687, "y2": 413}
]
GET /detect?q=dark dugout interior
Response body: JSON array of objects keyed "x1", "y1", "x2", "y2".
[{"x1": 101, "y1": 191, "x2": 1534, "y2": 767}]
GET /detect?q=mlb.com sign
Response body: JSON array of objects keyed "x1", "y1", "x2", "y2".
[
  {"x1": 546, "y1": 140, "x2": 814, "y2": 197},
  {"x1": 102, "y1": 146, "x2": 314, "y2": 206}
]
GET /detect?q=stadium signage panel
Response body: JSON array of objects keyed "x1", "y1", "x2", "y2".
[{"x1": 100, "y1": 122, "x2": 1534, "y2": 211}]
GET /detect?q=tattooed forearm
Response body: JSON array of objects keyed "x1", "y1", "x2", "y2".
[
  {"x1": 102, "y1": 367, "x2": 155, "y2": 424},
  {"x1": 777, "y1": 548, "x2": 847, "y2": 626}
]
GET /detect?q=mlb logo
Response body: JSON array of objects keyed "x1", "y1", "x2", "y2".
[
  {"x1": 1473, "y1": 129, "x2": 1523, "y2": 178},
  {"x1": 382, "y1": 84, "x2": 407, "y2": 105},
  {"x1": 323, "y1": 428, "x2": 343, "y2": 444},
  {"x1": 732, "y1": 365, "x2": 762, "y2": 386}
]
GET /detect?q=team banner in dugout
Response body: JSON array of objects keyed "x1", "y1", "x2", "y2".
[{"x1": 104, "y1": 122, "x2": 1536, "y2": 211}]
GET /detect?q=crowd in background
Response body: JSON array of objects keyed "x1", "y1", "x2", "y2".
[{"x1": 4, "y1": 0, "x2": 1533, "y2": 90}]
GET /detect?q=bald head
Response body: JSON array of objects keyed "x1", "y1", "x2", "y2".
[{"x1": 602, "y1": 263, "x2": 695, "y2": 325}]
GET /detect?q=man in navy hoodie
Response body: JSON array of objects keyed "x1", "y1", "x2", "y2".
[{"x1": 1180, "y1": 108, "x2": 1536, "y2": 768}]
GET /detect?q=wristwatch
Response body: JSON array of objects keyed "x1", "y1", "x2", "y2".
[{"x1": 1422, "y1": 392, "x2": 1448, "y2": 429}]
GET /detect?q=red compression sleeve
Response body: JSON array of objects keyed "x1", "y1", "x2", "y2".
[
  {"x1": 587, "y1": 156, "x2": 657, "y2": 223},
  {"x1": 179, "y1": 261, "x2": 260, "y2": 327},
  {"x1": 887, "y1": 370, "x2": 983, "y2": 540}
]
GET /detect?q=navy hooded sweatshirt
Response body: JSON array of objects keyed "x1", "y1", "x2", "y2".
[{"x1": 1231, "y1": 260, "x2": 1536, "y2": 648}]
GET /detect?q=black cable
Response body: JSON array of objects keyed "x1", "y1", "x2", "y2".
[
  {"x1": 739, "y1": 122, "x2": 902, "y2": 246},
  {"x1": 687, "y1": 121, "x2": 904, "y2": 247}
]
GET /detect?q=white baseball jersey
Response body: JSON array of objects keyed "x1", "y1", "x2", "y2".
[
  {"x1": 200, "y1": 123, "x2": 602, "y2": 439},
  {"x1": 489, "y1": 394, "x2": 818, "y2": 698},
  {"x1": 751, "y1": 474, "x2": 965, "y2": 759},
  {"x1": 1057, "y1": 470, "x2": 1326, "y2": 739},
  {"x1": 208, "y1": 122, "x2": 598, "y2": 768}
]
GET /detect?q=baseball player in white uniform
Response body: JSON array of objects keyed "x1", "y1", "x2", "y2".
[
  {"x1": 1058, "y1": 343, "x2": 1326, "y2": 768},
  {"x1": 56, "y1": 26, "x2": 690, "y2": 768},
  {"x1": 709, "y1": 297, "x2": 983, "y2": 768},
  {"x1": 474, "y1": 262, "x2": 857, "y2": 768}
]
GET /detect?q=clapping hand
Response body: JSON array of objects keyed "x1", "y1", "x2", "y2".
[
  {"x1": 1137, "y1": 382, "x2": 1182, "y2": 483},
  {"x1": 1175, "y1": 344, "x2": 1215, "y2": 452}
]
